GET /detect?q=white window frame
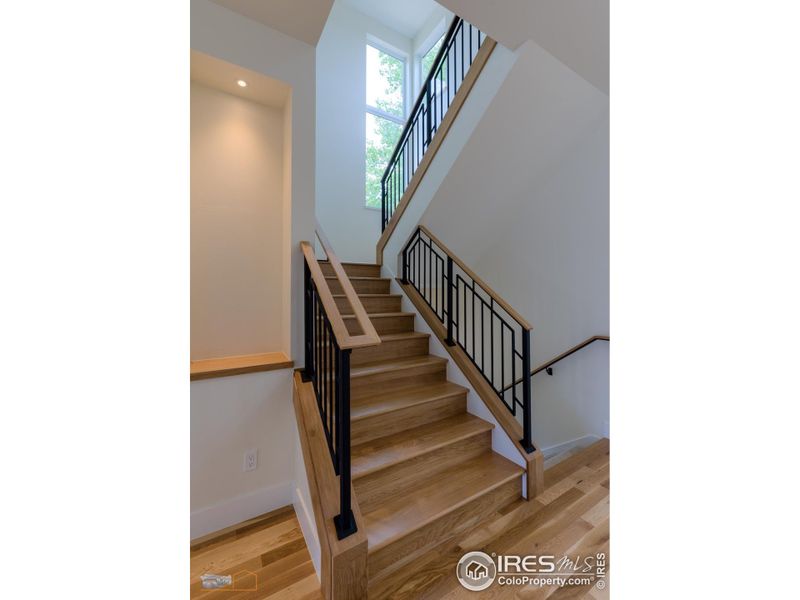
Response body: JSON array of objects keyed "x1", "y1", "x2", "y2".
[
  {"x1": 364, "y1": 39, "x2": 408, "y2": 210},
  {"x1": 365, "y1": 38, "x2": 408, "y2": 125},
  {"x1": 414, "y1": 19, "x2": 447, "y2": 95}
]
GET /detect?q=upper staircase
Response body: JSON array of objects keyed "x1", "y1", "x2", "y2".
[{"x1": 320, "y1": 260, "x2": 524, "y2": 596}]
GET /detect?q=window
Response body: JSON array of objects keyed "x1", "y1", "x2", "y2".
[
  {"x1": 419, "y1": 33, "x2": 448, "y2": 132},
  {"x1": 365, "y1": 43, "x2": 405, "y2": 209},
  {"x1": 421, "y1": 34, "x2": 444, "y2": 82}
]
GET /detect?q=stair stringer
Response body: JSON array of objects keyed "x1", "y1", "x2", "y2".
[{"x1": 386, "y1": 277, "x2": 531, "y2": 498}]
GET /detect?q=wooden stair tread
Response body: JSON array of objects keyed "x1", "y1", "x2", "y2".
[
  {"x1": 342, "y1": 312, "x2": 414, "y2": 320},
  {"x1": 325, "y1": 275, "x2": 387, "y2": 282},
  {"x1": 318, "y1": 331, "x2": 428, "y2": 350},
  {"x1": 376, "y1": 331, "x2": 428, "y2": 342},
  {"x1": 333, "y1": 294, "x2": 400, "y2": 298},
  {"x1": 351, "y1": 413, "x2": 493, "y2": 479},
  {"x1": 350, "y1": 354, "x2": 448, "y2": 380},
  {"x1": 362, "y1": 451, "x2": 523, "y2": 552},
  {"x1": 351, "y1": 381, "x2": 467, "y2": 420},
  {"x1": 319, "y1": 261, "x2": 379, "y2": 267}
]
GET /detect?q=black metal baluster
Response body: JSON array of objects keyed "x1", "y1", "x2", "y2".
[
  {"x1": 427, "y1": 240, "x2": 432, "y2": 306},
  {"x1": 328, "y1": 322, "x2": 334, "y2": 462},
  {"x1": 434, "y1": 253, "x2": 439, "y2": 316},
  {"x1": 303, "y1": 262, "x2": 311, "y2": 381},
  {"x1": 446, "y1": 256, "x2": 454, "y2": 345},
  {"x1": 315, "y1": 297, "x2": 321, "y2": 402},
  {"x1": 381, "y1": 176, "x2": 386, "y2": 231},
  {"x1": 520, "y1": 329, "x2": 534, "y2": 452},
  {"x1": 501, "y1": 324, "x2": 505, "y2": 405},
  {"x1": 480, "y1": 299, "x2": 485, "y2": 373},
  {"x1": 491, "y1": 299, "x2": 495, "y2": 391},
  {"x1": 471, "y1": 282, "x2": 475, "y2": 359},
  {"x1": 460, "y1": 21, "x2": 464, "y2": 87},
  {"x1": 511, "y1": 329, "x2": 516, "y2": 416},
  {"x1": 333, "y1": 348, "x2": 356, "y2": 539},
  {"x1": 469, "y1": 24, "x2": 473, "y2": 65}
]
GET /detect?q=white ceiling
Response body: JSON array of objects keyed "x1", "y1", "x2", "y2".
[
  {"x1": 211, "y1": 0, "x2": 334, "y2": 46},
  {"x1": 190, "y1": 50, "x2": 291, "y2": 109},
  {"x1": 340, "y1": 0, "x2": 443, "y2": 39}
]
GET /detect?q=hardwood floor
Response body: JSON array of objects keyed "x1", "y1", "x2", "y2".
[
  {"x1": 190, "y1": 506, "x2": 322, "y2": 600},
  {"x1": 369, "y1": 438, "x2": 610, "y2": 600},
  {"x1": 189, "y1": 438, "x2": 608, "y2": 599}
]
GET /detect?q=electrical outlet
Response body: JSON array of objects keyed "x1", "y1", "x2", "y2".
[{"x1": 243, "y1": 448, "x2": 258, "y2": 472}]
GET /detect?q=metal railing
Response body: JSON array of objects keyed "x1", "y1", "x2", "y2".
[
  {"x1": 502, "y1": 336, "x2": 610, "y2": 389},
  {"x1": 301, "y1": 224, "x2": 380, "y2": 539},
  {"x1": 401, "y1": 225, "x2": 535, "y2": 453},
  {"x1": 381, "y1": 16, "x2": 487, "y2": 231}
]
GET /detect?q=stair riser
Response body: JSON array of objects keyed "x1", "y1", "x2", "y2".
[
  {"x1": 336, "y1": 295, "x2": 402, "y2": 314},
  {"x1": 351, "y1": 365, "x2": 447, "y2": 396},
  {"x1": 327, "y1": 278, "x2": 390, "y2": 295},
  {"x1": 355, "y1": 431, "x2": 492, "y2": 513},
  {"x1": 368, "y1": 477, "x2": 521, "y2": 583},
  {"x1": 320, "y1": 263, "x2": 381, "y2": 278},
  {"x1": 345, "y1": 314, "x2": 414, "y2": 335},
  {"x1": 351, "y1": 395, "x2": 466, "y2": 446},
  {"x1": 351, "y1": 336, "x2": 428, "y2": 366}
]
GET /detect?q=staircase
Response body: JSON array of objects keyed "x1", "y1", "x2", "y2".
[{"x1": 321, "y1": 260, "x2": 524, "y2": 597}]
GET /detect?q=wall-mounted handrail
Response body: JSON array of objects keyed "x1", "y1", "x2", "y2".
[
  {"x1": 533, "y1": 335, "x2": 609, "y2": 376},
  {"x1": 301, "y1": 223, "x2": 380, "y2": 540},
  {"x1": 380, "y1": 16, "x2": 488, "y2": 232},
  {"x1": 401, "y1": 225, "x2": 535, "y2": 453},
  {"x1": 501, "y1": 336, "x2": 610, "y2": 392}
]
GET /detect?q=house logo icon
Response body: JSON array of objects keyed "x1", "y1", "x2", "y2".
[{"x1": 456, "y1": 551, "x2": 496, "y2": 591}]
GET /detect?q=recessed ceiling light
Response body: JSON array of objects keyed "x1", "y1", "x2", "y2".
[{"x1": 237, "y1": 80, "x2": 247, "y2": 87}]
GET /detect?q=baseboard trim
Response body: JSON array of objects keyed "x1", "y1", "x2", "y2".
[
  {"x1": 191, "y1": 481, "x2": 293, "y2": 540},
  {"x1": 542, "y1": 434, "x2": 602, "y2": 459}
]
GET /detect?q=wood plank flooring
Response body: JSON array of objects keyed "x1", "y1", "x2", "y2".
[
  {"x1": 189, "y1": 438, "x2": 609, "y2": 600},
  {"x1": 368, "y1": 438, "x2": 610, "y2": 600},
  {"x1": 190, "y1": 506, "x2": 322, "y2": 600}
]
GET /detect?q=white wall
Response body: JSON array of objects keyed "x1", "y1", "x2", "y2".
[
  {"x1": 190, "y1": 0, "x2": 322, "y2": 559},
  {"x1": 381, "y1": 40, "x2": 609, "y2": 451},
  {"x1": 472, "y1": 119, "x2": 609, "y2": 449},
  {"x1": 418, "y1": 41, "x2": 609, "y2": 450},
  {"x1": 190, "y1": 371, "x2": 295, "y2": 538},
  {"x1": 192, "y1": 0, "x2": 315, "y2": 364},
  {"x1": 315, "y1": 1, "x2": 413, "y2": 263},
  {"x1": 190, "y1": 82, "x2": 285, "y2": 359}
]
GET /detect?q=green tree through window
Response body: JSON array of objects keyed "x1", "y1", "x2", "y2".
[
  {"x1": 365, "y1": 45, "x2": 405, "y2": 209},
  {"x1": 422, "y1": 35, "x2": 444, "y2": 80}
]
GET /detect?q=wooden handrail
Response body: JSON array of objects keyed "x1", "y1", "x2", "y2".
[
  {"x1": 416, "y1": 225, "x2": 533, "y2": 330},
  {"x1": 502, "y1": 335, "x2": 609, "y2": 392},
  {"x1": 300, "y1": 222, "x2": 381, "y2": 350}
]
